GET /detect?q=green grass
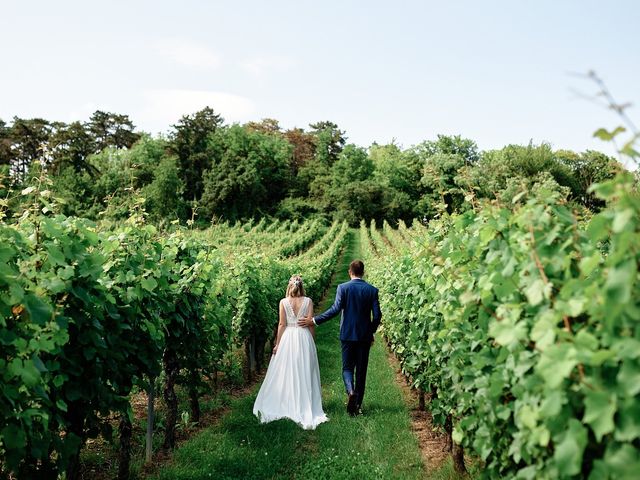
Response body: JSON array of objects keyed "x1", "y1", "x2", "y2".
[{"x1": 147, "y1": 230, "x2": 430, "y2": 480}]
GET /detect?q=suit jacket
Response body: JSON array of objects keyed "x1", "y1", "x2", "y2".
[{"x1": 314, "y1": 278, "x2": 382, "y2": 342}]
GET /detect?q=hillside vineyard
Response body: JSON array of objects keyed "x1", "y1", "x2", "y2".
[
  {"x1": 360, "y1": 173, "x2": 639, "y2": 479},
  {"x1": 0, "y1": 210, "x2": 348, "y2": 478}
]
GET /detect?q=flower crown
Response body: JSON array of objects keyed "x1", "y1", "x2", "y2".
[{"x1": 288, "y1": 276, "x2": 303, "y2": 286}]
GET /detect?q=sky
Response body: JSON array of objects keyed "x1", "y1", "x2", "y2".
[{"x1": 1, "y1": 0, "x2": 638, "y2": 160}]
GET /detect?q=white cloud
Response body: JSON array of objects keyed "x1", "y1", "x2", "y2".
[
  {"x1": 155, "y1": 38, "x2": 221, "y2": 69},
  {"x1": 137, "y1": 89, "x2": 256, "y2": 133},
  {"x1": 240, "y1": 55, "x2": 294, "y2": 77}
]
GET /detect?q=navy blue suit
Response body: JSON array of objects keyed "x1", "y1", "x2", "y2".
[{"x1": 314, "y1": 278, "x2": 382, "y2": 408}]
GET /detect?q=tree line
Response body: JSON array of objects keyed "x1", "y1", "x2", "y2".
[{"x1": 0, "y1": 107, "x2": 624, "y2": 226}]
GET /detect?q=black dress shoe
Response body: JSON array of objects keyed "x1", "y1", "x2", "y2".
[{"x1": 347, "y1": 392, "x2": 357, "y2": 416}]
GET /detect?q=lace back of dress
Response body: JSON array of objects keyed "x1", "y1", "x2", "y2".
[{"x1": 285, "y1": 297, "x2": 309, "y2": 326}]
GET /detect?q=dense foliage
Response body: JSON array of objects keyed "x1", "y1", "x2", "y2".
[
  {"x1": 0, "y1": 109, "x2": 621, "y2": 227},
  {"x1": 362, "y1": 173, "x2": 640, "y2": 479},
  {"x1": 1, "y1": 102, "x2": 634, "y2": 479},
  {"x1": 0, "y1": 183, "x2": 348, "y2": 479}
]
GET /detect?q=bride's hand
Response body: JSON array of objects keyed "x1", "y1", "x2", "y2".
[{"x1": 272, "y1": 344, "x2": 278, "y2": 355}]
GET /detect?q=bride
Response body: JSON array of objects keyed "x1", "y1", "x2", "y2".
[{"x1": 253, "y1": 275, "x2": 329, "y2": 430}]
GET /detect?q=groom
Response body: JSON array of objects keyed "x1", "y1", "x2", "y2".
[{"x1": 298, "y1": 260, "x2": 382, "y2": 416}]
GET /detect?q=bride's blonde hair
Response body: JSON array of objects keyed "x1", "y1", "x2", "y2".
[{"x1": 286, "y1": 275, "x2": 305, "y2": 297}]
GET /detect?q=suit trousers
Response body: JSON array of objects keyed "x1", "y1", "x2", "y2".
[{"x1": 341, "y1": 340, "x2": 372, "y2": 408}]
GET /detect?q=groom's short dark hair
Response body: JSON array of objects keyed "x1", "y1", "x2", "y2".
[{"x1": 349, "y1": 260, "x2": 364, "y2": 277}]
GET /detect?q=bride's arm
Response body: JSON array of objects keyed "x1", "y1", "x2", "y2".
[
  {"x1": 308, "y1": 301, "x2": 316, "y2": 340},
  {"x1": 273, "y1": 300, "x2": 287, "y2": 355}
]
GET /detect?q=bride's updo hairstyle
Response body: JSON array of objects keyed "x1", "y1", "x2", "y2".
[{"x1": 286, "y1": 275, "x2": 305, "y2": 297}]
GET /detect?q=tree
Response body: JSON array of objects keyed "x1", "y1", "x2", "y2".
[
  {"x1": 200, "y1": 125, "x2": 292, "y2": 221},
  {"x1": 9, "y1": 117, "x2": 52, "y2": 182},
  {"x1": 309, "y1": 121, "x2": 346, "y2": 166},
  {"x1": 292, "y1": 121, "x2": 345, "y2": 202},
  {"x1": 245, "y1": 118, "x2": 281, "y2": 135},
  {"x1": 49, "y1": 121, "x2": 97, "y2": 175},
  {"x1": 50, "y1": 165, "x2": 99, "y2": 218},
  {"x1": 142, "y1": 156, "x2": 186, "y2": 222},
  {"x1": 370, "y1": 143, "x2": 420, "y2": 222},
  {"x1": 326, "y1": 145, "x2": 384, "y2": 225},
  {"x1": 413, "y1": 134, "x2": 480, "y2": 164},
  {"x1": 333, "y1": 180, "x2": 386, "y2": 226},
  {"x1": 331, "y1": 144, "x2": 373, "y2": 184},
  {"x1": 275, "y1": 196, "x2": 319, "y2": 221},
  {"x1": 302, "y1": 161, "x2": 332, "y2": 211},
  {"x1": 125, "y1": 135, "x2": 169, "y2": 188},
  {"x1": 88, "y1": 110, "x2": 140, "y2": 151},
  {"x1": 555, "y1": 149, "x2": 620, "y2": 210},
  {"x1": 0, "y1": 119, "x2": 12, "y2": 166},
  {"x1": 420, "y1": 153, "x2": 468, "y2": 217},
  {"x1": 284, "y1": 127, "x2": 316, "y2": 174},
  {"x1": 170, "y1": 107, "x2": 224, "y2": 203},
  {"x1": 467, "y1": 143, "x2": 577, "y2": 202}
]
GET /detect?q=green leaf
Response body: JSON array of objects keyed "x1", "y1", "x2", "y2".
[
  {"x1": 566, "y1": 297, "x2": 585, "y2": 317},
  {"x1": 8, "y1": 358, "x2": 41, "y2": 387},
  {"x1": 530, "y1": 310, "x2": 557, "y2": 350},
  {"x1": 517, "y1": 404, "x2": 538, "y2": 429},
  {"x1": 489, "y1": 316, "x2": 527, "y2": 347},
  {"x1": 32, "y1": 355, "x2": 47, "y2": 373},
  {"x1": 23, "y1": 294, "x2": 53, "y2": 326},
  {"x1": 56, "y1": 399, "x2": 68, "y2": 412},
  {"x1": 621, "y1": 134, "x2": 640, "y2": 158},
  {"x1": 615, "y1": 399, "x2": 640, "y2": 441},
  {"x1": 452, "y1": 425, "x2": 463, "y2": 444},
  {"x1": 621, "y1": 143, "x2": 640, "y2": 158},
  {"x1": 65, "y1": 385, "x2": 83, "y2": 402},
  {"x1": 575, "y1": 329, "x2": 598, "y2": 351},
  {"x1": 1, "y1": 424, "x2": 26, "y2": 450},
  {"x1": 141, "y1": 276, "x2": 158, "y2": 292},
  {"x1": 553, "y1": 418, "x2": 587, "y2": 476},
  {"x1": 616, "y1": 360, "x2": 640, "y2": 397},
  {"x1": 515, "y1": 465, "x2": 538, "y2": 480},
  {"x1": 536, "y1": 343, "x2": 577, "y2": 388},
  {"x1": 601, "y1": 443, "x2": 640, "y2": 479},
  {"x1": 583, "y1": 390, "x2": 616, "y2": 441},
  {"x1": 539, "y1": 390, "x2": 565, "y2": 418},
  {"x1": 46, "y1": 245, "x2": 66, "y2": 266},
  {"x1": 525, "y1": 279, "x2": 546, "y2": 306},
  {"x1": 21, "y1": 359, "x2": 41, "y2": 387},
  {"x1": 586, "y1": 213, "x2": 609, "y2": 241},
  {"x1": 612, "y1": 208, "x2": 633, "y2": 233},
  {"x1": 605, "y1": 260, "x2": 636, "y2": 304},
  {"x1": 593, "y1": 126, "x2": 626, "y2": 141},
  {"x1": 589, "y1": 349, "x2": 616, "y2": 366},
  {"x1": 479, "y1": 226, "x2": 496, "y2": 245},
  {"x1": 611, "y1": 338, "x2": 640, "y2": 360},
  {"x1": 579, "y1": 251, "x2": 602, "y2": 276}
]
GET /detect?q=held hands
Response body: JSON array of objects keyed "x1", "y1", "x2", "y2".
[{"x1": 297, "y1": 315, "x2": 314, "y2": 328}]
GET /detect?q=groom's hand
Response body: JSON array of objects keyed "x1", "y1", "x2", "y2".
[{"x1": 297, "y1": 315, "x2": 314, "y2": 328}]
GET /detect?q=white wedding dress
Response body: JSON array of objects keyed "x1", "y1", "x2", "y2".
[{"x1": 253, "y1": 296, "x2": 329, "y2": 430}]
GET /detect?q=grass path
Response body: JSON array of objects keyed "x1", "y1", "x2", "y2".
[{"x1": 149, "y1": 230, "x2": 426, "y2": 479}]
